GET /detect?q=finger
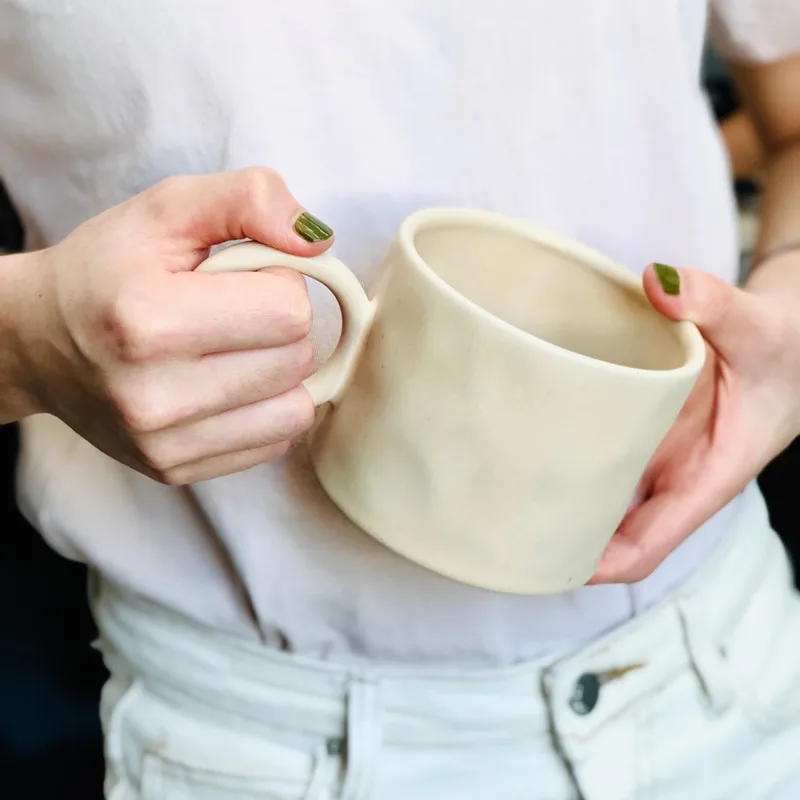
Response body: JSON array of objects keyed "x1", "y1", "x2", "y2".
[
  {"x1": 174, "y1": 267, "x2": 314, "y2": 354},
  {"x1": 157, "y1": 441, "x2": 292, "y2": 486},
  {"x1": 590, "y1": 472, "x2": 739, "y2": 584},
  {"x1": 114, "y1": 268, "x2": 313, "y2": 359},
  {"x1": 138, "y1": 386, "x2": 314, "y2": 468},
  {"x1": 643, "y1": 264, "x2": 762, "y2": 362},
  {"x1": 116, "y1": 339, "x2": 314, "y2": 432},
  {"x1": 140, "y1": 168, "x2": 335, "y2": 260},
  {"x1": 589, "y1": 489, "x2": 698, "y2": 584}
]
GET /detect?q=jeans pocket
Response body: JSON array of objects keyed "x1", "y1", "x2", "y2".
[
  {"x1": 720, "y1": 574, "x2": 800, "y2": 732},
  {"x1": 139, "y1": 749, "x2": 330, "y2": 800},
  {"x1": 102, "y1": 678, "x2": 337, "y2": 800}
]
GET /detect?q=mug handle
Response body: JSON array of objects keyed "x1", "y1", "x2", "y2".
[{"x1": 198, "y1": 241, "x2": 375, "y2": 406}]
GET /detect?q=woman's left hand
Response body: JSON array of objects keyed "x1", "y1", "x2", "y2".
[{"x1": 591, "y1": 260, "x2": 800, "y2": 584}]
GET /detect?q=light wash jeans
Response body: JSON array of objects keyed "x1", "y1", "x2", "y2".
[{"x1": 94, "y1": 485, "x2": 800, "y2": 799}]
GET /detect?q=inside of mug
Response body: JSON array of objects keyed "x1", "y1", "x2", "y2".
[{"x1": 414, "y1": 224, "x2": 687, "y2": 370}]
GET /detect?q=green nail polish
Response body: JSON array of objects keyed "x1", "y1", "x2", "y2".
[
  {"x1": 294, "y1": 212, "x2": 333, "y2": 243},
  {"x1": 654, "y1": 263, "x2": 680, "y2": 295}
]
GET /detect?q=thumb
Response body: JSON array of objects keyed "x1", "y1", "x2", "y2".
[
  {"x1": 139, "y1": 168, "x2": 335, "y2": 267},
  {"x1": 643, "y1": 263, "x2": 757, "y2": 361}
]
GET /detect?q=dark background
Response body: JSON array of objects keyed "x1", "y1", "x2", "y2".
[
  {"x1": 0, "y1": 58, "x2": 798, "y2": 800},
  {"x1": 0, "y1": 176, "x2": 106, "y2": 791}
]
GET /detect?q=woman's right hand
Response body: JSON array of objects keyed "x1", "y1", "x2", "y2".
[{"x1": 5, "y1": 168, "x2": 334, "y2": 484}]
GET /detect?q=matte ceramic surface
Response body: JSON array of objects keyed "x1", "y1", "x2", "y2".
[{"x1": 199, "y1": 209, "x2": 705, "y2": 594}]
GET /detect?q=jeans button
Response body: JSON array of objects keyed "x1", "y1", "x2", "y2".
[{"x1": 569, "y1": 673, "x2": 601, "y2": 715}]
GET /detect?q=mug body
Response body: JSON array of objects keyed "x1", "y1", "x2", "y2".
[{"x1": 310, "y1": 209, "x2": 705, "y2": 594}]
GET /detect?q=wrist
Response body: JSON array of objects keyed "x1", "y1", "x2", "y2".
[
  {"x1": 749, "y1": 240, "x2": 800, "y2": 273},
  {"x1": 745, "y1": 251, "x2": 800, "y2": 440},
  {"x1": 0, "y1": 250, "x2": 52, "y2": 422},
  {"x1": 745, "y1": 249, "x2": 800, "y2": 309}
]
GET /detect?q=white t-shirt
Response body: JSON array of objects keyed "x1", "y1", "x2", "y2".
[{"x1": 2, "y1": 0, "x2": 798, "y2": 667}]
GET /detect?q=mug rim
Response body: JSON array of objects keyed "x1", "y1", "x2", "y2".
[{"x1": 398, "y1": 207, "x2": 707, "y2": 380}]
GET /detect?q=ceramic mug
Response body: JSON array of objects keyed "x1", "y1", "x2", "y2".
[{"x1": 199, "y1": 209, "x2": 705, "y2": 594}]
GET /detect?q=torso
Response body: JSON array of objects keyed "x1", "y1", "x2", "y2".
[{"x1": 2, "y1": 0, "x2": 743, "y2": 666}]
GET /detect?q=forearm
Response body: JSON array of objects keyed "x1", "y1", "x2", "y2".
[
  {"x1": 744, "y1": 138, "x2": 800, "y2": 302},
  {"x1": 721, "y1": 109, "x2": 766, "y2": 179},
  {"x1": 729, "y1": 53, "x2": 800, "y2": 302},
  {"x1": 0, "y1": 251, "x2": 43, "y2": 424}
]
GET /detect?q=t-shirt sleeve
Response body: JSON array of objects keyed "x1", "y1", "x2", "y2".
[{"x1": 708, "y1": 0, "x2": 800, "y2": 63}]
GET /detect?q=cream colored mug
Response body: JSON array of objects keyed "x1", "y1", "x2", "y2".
[{"x1": 200, "y1": 209, "x2": 705, "y2": 594}]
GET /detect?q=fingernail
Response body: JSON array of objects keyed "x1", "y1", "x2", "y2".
[
  {"x1": 294, "y1": 212, "x2": 333, "y2": 243},
  {"x1": 654, "y1": 263, "x2": 680, "y2": 295}
]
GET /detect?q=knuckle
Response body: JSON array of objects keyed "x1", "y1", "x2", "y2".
[
  {"x1": 136, "y1": 444, "x2": 189, "y2": 485},
  {"x1": 240, "y1": 166, "x2": 287, "y2": 206},
  {"x1": 106, "y1": 381, "x2": 148, "y2": 432},
  {"x1": 102, "y1": 297, "x2": 157, "y2": 364},
  {"x1": 102, "y1": 290, "x2": 181, "y2": 365},
  {"x1": 155, "y1": 467, "x2": 190, "y2": 487},
  {"x1": 117, "y1": 401, "x2": 162, "y2": 434},
  {"x1": 110, "y1": 382, "x2": 178, "y2": 434},
  {"x1": 144, "y1": 175, "x2": 193, "y2": 218},
  {"x1": 136, "y1": 462, "x2": 166, "y2": 484},
  {"x1": 292, "y1": 337, "x2": 315, "y2": 381},
  {"x1": 103, "y1": 297, "x2": 152, "y2": 363},
  {"x1": 136, "y1": 437, "x2": 177, "y2": 473},
  {"x1": 283, "y1": 387, "x2": 316, "y2": 438},
  {"x1": 277, "y1": 289, "x2": 313, "y2": 342}
]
